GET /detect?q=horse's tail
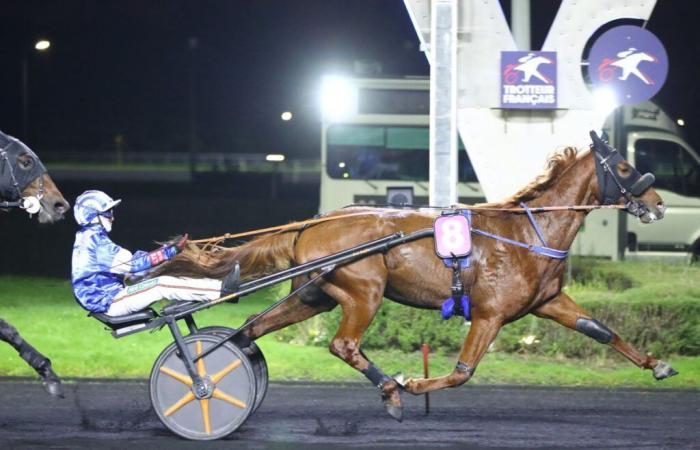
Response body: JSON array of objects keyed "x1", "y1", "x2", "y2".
[{"x1": 155, "y1": 231, "x2": 297, "y2": 281}]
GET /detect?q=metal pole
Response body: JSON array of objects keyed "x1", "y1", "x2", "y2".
[
  {"x1": 422, "y1": 342, "x2": 430, "y2": 414},
  {"x1": 510, "y1": 0, "x2": 532, "y2": 50},
  {"x1": 614, "y1": 106, "x2": 627, "y2": 260},
  {"x1": 21, "y1": 54, "x2": 29, "y2": 141},
  {"x1": 429, "y1": 0, "x2": 458, "y2": 207},
  {"x1": 188, "y1": 37, "x2": 199, "y2": 175}
]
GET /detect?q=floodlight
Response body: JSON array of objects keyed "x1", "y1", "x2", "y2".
[
  {"x1": 320, "y1": 76, "x2": 357, "y2": 121},
  {"x1": 281, "y1": 111, "x2": 293, "y2": 121},
  {"x1": 677, "y1": 118, "x2": 685, "y2": 127},
  {"x1": 266, "y1": 154, "x2": 285, "y2": 162},
  {"x1": 34, "y1": 40, "x2": 51, "y2": 51}
]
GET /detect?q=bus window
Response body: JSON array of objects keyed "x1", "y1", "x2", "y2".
[
  {"x1": 635, "y1": 139, "x2": 700, "y2": 198},
  {"x1": 326, "y1": 125, "x2": 478, "y2": 182}
]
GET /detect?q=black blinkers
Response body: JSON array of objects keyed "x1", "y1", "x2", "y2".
[
  {"x1": 0, "y1": 131, "x2": 47, "y2": 201},
  {"x1": 589, "y1": 130, "x2": 655, "y2": 206}
]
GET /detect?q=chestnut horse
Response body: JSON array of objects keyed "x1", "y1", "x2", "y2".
[
  {"x1": 161, "y1": 134, "x2": 677, "y2": 420},
  {"x1": 1, "y1": 130, "x2": 70, "y2": 397}
]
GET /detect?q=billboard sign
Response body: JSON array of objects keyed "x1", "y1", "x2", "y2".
[{"x1": 501, "y1": 51, "x2": 557, "y2": 109}]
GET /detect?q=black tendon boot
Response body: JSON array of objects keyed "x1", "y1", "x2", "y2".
[
  {"x1": 36, "y1": 359, "x2": 65, "y2": 398},
  {"x1": 220, "y1": 262, "x2": 241, "y2": 302},
  {"x1": 18, "y1": 341, "x2": 64, "y2": 398}
]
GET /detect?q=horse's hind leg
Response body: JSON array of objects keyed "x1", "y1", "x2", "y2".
[
  {"x1": 533, "y1": 292, "x2": 678, "y2": 380},
  {"x1": 403, "y1": 316, "x2": 502, "y2": 395}
]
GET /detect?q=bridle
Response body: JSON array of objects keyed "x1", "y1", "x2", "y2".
[
  {"x1": 589, "y1": 130, "x2": 656, "y2": 218},
  {"x1": 0, "y1": 134, "x2": 46, "y2": 216}
]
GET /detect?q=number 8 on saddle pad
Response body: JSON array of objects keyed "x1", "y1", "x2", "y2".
[{"x1": 434, "y1": 212, "x2": 472, "y2": 260}]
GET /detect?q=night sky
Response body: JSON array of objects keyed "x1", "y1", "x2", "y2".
[{"x1": 2, "y1": 0, "x2": 700, "y2": 158}]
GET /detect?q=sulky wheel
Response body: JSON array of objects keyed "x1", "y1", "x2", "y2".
[
  {"x1": 150, "y1": 334, "x2": 256, "y2": 440},
  {"x1": 196, "y1": 326, "x2": 269, "y2": 413}
]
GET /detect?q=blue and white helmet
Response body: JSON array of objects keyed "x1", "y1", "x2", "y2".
[{"x1": 74, "y1": 190, "x2": 122, "y2": 226}]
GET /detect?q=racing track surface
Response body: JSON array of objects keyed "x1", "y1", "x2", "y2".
[{"x1": 0, "y1": 379, "x2": 697, "y2": 450}]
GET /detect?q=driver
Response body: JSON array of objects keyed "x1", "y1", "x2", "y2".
[{"x1": 71, "y1": 190, "x2": 238, "y2": 316}]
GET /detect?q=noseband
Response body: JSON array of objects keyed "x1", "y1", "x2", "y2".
[
  {"x1": 590, "y1": 131, "x2": 655, "y2": 217},
  {"x1": 0, "y1": 133, "x2": 46, "y2": 215}
]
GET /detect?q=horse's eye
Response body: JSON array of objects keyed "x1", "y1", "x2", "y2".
[
  {"x1": 617, "y1": 162, "x2": 632, "y2": 178},
  {"x1": 19, "y1": 156, "x2": 34, "y2": 170}
]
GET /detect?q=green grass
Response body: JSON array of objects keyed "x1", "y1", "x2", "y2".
[
  {"x1": 564, "y1": 258, "x2": 700, "y2": 304},
  {"x1": 0, "y1": 275, "x2": 698, "y2": 388}
]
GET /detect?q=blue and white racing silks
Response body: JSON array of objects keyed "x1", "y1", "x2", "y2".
[{"x1": 71, "y1": 225, "x2": 154, "y2": 313}]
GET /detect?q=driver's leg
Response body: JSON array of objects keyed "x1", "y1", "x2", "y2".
[{"x1": 107, "y1": 276, "x2": 222, "y2": 316}]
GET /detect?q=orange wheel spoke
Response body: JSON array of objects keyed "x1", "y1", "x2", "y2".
[
  {"x1": 211, "y1": 359, "x2": 242, "y2": 384},
  {"x1": 196, "y1": 341, "x2": 206, "y2": 377},
  {"x1": 164, "y1": 391, "x2": 195, "y2": 417},
  {"x1": 212, "y1": 388, "x2": 247, "y2": 409},
  {"x1": 159, "y1": 366, "x2": 192, "y2": 386},
  {"x1": 200, "y1": 398, "x2": 211, "y2": 434}
]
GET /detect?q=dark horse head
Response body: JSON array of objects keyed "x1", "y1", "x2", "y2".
[{"x1": 0, "y1": 131, "x2": 70, "y2": 223}]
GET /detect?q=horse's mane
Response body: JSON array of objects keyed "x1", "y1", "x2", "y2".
[{"x1": 480, "y1": 146, "x2": 581, "y2": 209}]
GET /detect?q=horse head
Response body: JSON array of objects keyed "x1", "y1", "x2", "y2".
[
  {"x1": 589, "y1": 130, "x2": 664, "y2": 224},
  {"x1": 0, "y1": 132, "x2": 70, "y2": 224}
]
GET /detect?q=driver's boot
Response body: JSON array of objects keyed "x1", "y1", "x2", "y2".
[{"x1": 221, "y1": 262, "x2": 241, "y2": 303}]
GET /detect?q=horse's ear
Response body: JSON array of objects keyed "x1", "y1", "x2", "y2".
[{"x1": 589, "y1": 130, "x2": 610, "y2": 156}]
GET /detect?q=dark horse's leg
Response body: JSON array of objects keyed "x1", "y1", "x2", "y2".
[
  {"x1": 403, "y1": 316, "x2": 502, "y2": 395},
  {"x1": 533, "y1": 292, "x2": 678, "y2": 380},
  {"x1": 0, "y1": 318, "x2": 64, "y2": 397}
]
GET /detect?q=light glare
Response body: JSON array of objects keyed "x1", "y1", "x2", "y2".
[
  {"x1": 320, "y1": 76, "x2": 357, "y2": 121},
  {"x1": 592, "y1": 87, "x2": 618, "y2": 116},
  {"x1": 35, "y1": 40, "x2": 51, "y2": 51},
  {"x1": 677, "y1": 118, "x2": 685, "y2": 126},
  {"x1": 281, "y1": 111, "x2": 293, "y2": 121},
  {"x1": 266, "y1": 154, "x2": 285, "y2": 162}
]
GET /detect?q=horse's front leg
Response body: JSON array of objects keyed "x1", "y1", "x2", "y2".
[
  {"x1": 403, "y1": 317, "x2": 502, "y2": 395},
  {"x1": 533, "y1": 292, "x2": 678, "y2": 380}
]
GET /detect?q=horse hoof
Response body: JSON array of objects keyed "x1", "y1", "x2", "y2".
[
  {"x1": 653, "y1": 361, "x2": 679, "y2": 380},
  {"x1": 43, "y1": 379, "x2": 65, "y2": 398},
  {"x1": 392, "y1": 372, "x2": 406, "y2": 389},
  {"x1": 385, "y1": 403, "x2": 404, "y2": 422}
]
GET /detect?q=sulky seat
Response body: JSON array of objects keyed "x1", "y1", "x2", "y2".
[{"x1": 90, "y1": 309, "x2": 157, "y2": 332}]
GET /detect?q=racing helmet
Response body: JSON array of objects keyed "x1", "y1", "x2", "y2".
[{"x1": 74, "y1": 190, "x2": 122, "y2": 226}]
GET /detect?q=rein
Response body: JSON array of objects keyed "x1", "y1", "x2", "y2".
[{"x1": 189, "y1": 203, "x2": 626, "y2": 248}]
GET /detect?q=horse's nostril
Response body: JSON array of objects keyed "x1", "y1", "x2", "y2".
[{"x1": 54, "y1": 201, "x2": 69, "y2": 214}]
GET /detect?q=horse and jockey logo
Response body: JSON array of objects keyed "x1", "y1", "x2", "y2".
[
  {"x1": 599, "y1": 48, "x2": 657, "y2": 85},
  {"x1": 589, "y1": 26, "x2": 668, "y2": 104},
  {"x1": 501, "y1": 51, "x2": 557, "y2": 109}
]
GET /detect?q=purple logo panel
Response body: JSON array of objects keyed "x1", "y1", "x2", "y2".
[
  {"x1": 589, "y1": 25, "x2": 668, "y2": 104},
  {"x1": 501, "y1": 51, "x2": 557, "y2": 109}
]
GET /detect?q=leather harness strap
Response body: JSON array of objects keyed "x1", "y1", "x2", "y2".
[{"x1": 190, "y1": 204, "x2": 626, "y2": 247}]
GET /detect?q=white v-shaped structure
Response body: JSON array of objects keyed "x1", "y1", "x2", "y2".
[{"x1": 404, "y1": 0, "x2": 657, "y2": 201}]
